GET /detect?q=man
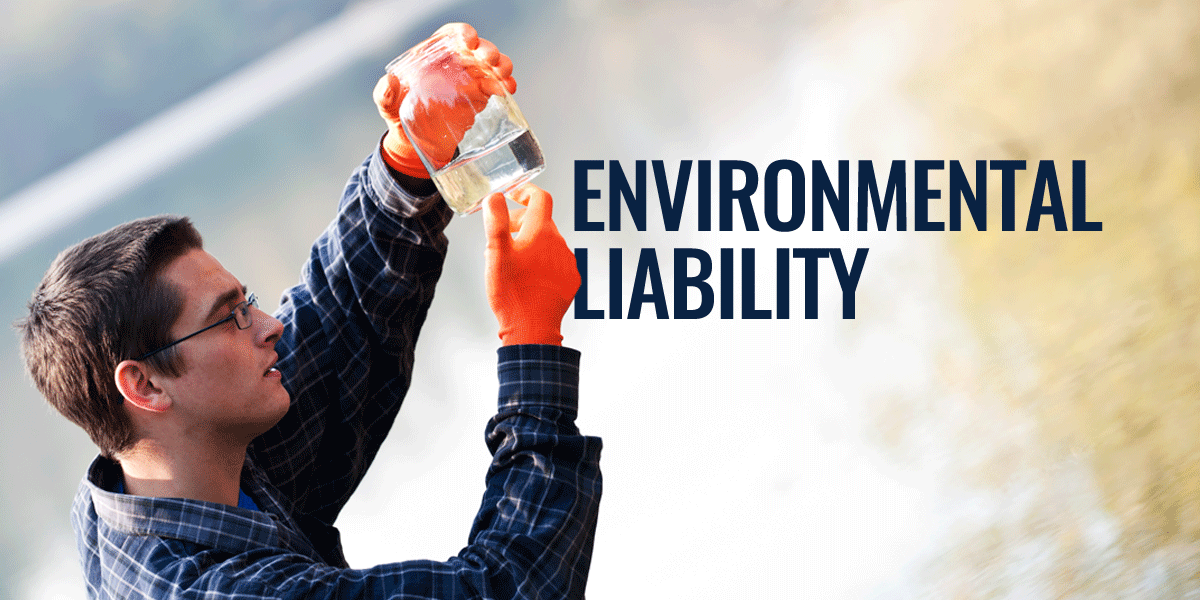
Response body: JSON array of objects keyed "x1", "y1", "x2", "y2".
[{"x1": 18, "y1": 23, "x2": 601, "y2": 599}]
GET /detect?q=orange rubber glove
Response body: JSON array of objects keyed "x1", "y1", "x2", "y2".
[
  {"x1": 372, "y1": 23, "x2": 517, "y2": 178},
  {"x1": 483, "y1": 185, "x2": 581, "y2": 346}
]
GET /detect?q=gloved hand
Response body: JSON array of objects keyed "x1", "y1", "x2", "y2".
[
  {"x1": 372, "y1": 22, "x2": 517, "y2": 178},
  {"x1": 483, "y1": 185, "x2": 581, "y2": 346}
]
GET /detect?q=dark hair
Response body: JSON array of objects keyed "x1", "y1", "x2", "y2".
[{"x1": 17, "y1": 216, "x2": 203, "y2": 458}]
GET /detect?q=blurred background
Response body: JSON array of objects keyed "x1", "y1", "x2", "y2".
[{"x1": 2, "y1": 0, "x2": 1197, "y2": 598}]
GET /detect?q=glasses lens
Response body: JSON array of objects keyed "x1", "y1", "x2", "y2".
[{"x1": 234, "y1": 293, "x2": 256, "y2": 330}]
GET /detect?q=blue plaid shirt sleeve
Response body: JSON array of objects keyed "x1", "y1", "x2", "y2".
[{"x1": 248, "y1": 144, "x2": 453, "y2": 533}]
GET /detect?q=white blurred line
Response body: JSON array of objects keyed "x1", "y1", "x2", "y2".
[{"x1": 0, "y1": 0, "x2": 457, "y2": 264}]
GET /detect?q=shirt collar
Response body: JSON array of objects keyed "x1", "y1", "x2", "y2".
[{"x1": 83, "y1": 454, "x2": 316, "y2": 558}]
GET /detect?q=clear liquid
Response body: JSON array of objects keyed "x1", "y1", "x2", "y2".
[{"x1": 432, "y1": 129, "x2": 545, "y2": 214}]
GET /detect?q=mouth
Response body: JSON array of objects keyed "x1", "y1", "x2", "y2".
[{"x1": 264, "y1": 357, "x2": 280, "y2": 377}]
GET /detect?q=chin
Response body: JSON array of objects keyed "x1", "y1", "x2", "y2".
[
  {"x1": 266, "y1": 388, "x2": 292, "y2": 422},
  {"x1": 242, "y1": 388, "x2": 292, "y2": 437}
]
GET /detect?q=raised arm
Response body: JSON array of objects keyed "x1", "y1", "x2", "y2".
[{"x1": 246, "y1": 22, "x2": 518, "y2": 533}]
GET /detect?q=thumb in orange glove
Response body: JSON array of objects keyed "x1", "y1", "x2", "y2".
[{"x1": 483, "y1": 185, "x2": 581, "y2": 346}]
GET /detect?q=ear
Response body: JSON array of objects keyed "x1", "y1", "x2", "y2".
[{"x1": 114, "y1": 360, "x2": 172, "y2": 413}]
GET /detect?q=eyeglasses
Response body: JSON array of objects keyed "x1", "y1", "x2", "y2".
[{"x1": 135, "y1": 293, "x2": 257, "y2": 361}]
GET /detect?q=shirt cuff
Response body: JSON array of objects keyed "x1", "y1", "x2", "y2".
[
  {"x1": 496, "y1": 344, "x2": 581, "y2": 415},
  {"x1": 366, "y1": 135, "x2": 450, "y2": 220}
]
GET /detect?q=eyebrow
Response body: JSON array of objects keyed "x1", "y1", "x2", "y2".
[{"x1": 203, "y1": 285, "x2": 247, "y2": 324}]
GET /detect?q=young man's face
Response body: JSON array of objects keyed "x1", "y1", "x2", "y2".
[{"x1": 153, "y1": 248, "x2": 290, "y2": 444}]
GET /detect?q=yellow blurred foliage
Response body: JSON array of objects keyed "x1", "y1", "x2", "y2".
[{"x1": 910, "y1": 0, "x2": 1199, "y2": 593}]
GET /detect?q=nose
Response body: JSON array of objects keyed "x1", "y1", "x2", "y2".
[{"x1": 253, "y1": 305, "x2": 284, "y2": 347}]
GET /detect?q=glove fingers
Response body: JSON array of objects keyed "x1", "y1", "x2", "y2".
[
  {"x1": 508, "y1": 206, "x2": 527, "y2": 233},
  {"x1": 483, "y1": 192, "x2": 512, "y2": 253},
  {"x1": 510, "y1": 185, "x2": 553, "y2": 241},
  {"x1": 437, "y1": 22, "x2": 479, "y2": 48},
  {"x1": 373, "y1": 73, "x2": 408, "y2": 123},
  {"x1": 475, "y1": 38, "x2": 501, "y2": 66},
  {"x1": 507, "y1": 184, "x2": 533, "y2": 206}
]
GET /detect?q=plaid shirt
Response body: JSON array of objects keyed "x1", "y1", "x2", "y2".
[{"x1": 71, "y1": 145, "x2": 603, "y2": 599}]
